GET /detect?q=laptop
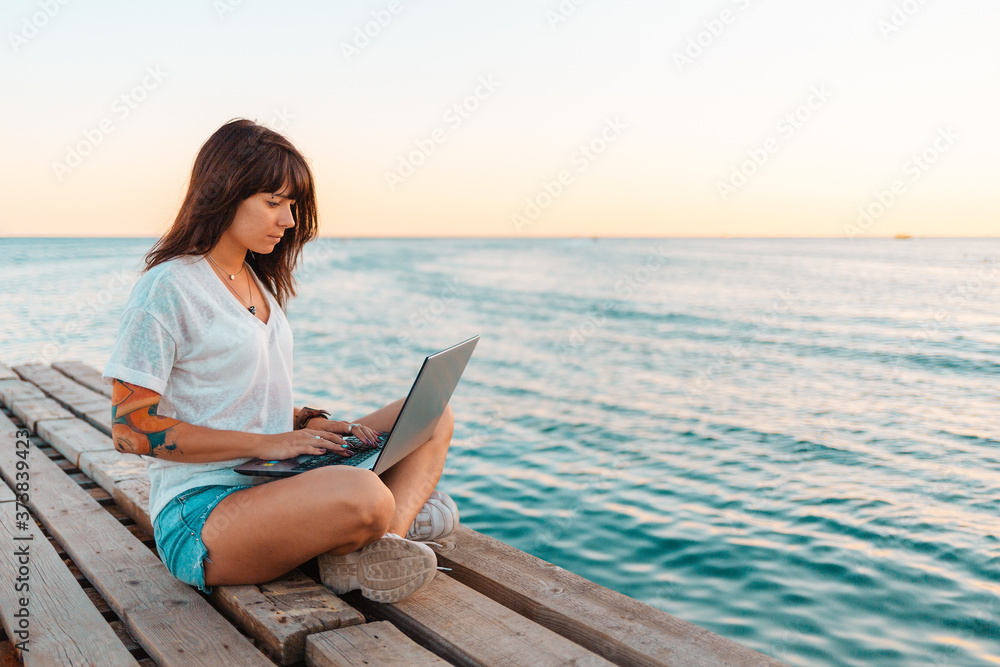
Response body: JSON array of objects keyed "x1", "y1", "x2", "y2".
[{"x1": 235, "y1": 334, "x2": 480, "y2": 478}]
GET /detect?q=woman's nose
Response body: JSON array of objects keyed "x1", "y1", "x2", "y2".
[{"x1": 280, "y1": 206, "x2": 295, "y2": 228}]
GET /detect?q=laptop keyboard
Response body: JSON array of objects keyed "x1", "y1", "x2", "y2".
[{"x1": 290, "y1": 433, "x2": 387, "y2": 472}]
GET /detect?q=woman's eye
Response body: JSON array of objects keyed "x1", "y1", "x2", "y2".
[{"x1": 268, "y1": 201, "x2": 279, "y2": 208}]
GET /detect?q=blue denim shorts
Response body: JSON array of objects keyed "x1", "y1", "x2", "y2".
[{"x1": 153, "y1": 484, "x2": 252, "y2": 594}]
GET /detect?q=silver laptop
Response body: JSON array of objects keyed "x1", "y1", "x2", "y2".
[{"x1": 235, "y1": 335, "x2": 479, "y2": 478}]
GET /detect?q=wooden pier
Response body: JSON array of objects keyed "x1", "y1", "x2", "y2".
[{"x1": 0, "y1": 360, "x2": 785, "y2": 666}]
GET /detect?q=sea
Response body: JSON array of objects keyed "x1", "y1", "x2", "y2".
[{"x1": 1, "y1": 237, "x2": 998, "y2": 667}]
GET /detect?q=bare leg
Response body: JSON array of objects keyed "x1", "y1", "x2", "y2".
[
  {"x1": 353, "y1": 400, "x2": 455, "y2": 537},
  {"x1": 201, "y1": 466, "x2": 394, "y2": 586},
  {"x1": 201, "y1": 400, "x2": 452, "y2": 585}
]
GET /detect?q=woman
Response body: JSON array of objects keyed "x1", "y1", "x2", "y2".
[{"x1": 103, "y1": 119, "x2": 458, "y2": 603}]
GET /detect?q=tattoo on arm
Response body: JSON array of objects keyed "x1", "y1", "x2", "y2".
[{"x1": 111, "y1": 380, "x2": 181, "y2": 456}]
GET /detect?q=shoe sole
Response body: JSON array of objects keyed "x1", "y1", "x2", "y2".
[
  {"x1": 319, "y1": 538, "x2": 437, "y2": 603},
  {"x1": 357, "y1": 538, "x2": 437, "y2": 603}
]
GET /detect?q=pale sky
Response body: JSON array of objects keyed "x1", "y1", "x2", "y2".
[{"x1": 2, "y1": 0, "x2": 998, "y2": 237}]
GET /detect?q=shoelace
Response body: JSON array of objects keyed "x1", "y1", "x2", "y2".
[{"x1": 424, "y1": 541, "x2": 451, "y2": 571}]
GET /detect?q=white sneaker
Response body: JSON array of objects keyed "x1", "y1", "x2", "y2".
[
  {"x1": 406, "y1": 490, "x2": 459, "y2": 542},
  {"x1": 318, "y1": 533, "x2": 437, "y2": 603}
]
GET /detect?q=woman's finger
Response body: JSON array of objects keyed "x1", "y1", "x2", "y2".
[
  {"x1": 357, "y1": 427, "x2": 379, "y2": 446},
  {"x1": 305, "y1": 429, "x2": 344, "y2": 444}
]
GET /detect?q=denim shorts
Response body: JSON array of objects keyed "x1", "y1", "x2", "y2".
[{"x1": 153, "y1": 484, "x2": 252, "y2": 594}]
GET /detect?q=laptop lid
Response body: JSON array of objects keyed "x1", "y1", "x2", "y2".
[{"x1": 371, "y1": 334, "x2": 479, "y2": 474}]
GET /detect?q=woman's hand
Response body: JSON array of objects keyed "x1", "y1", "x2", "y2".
[
  {"x1": 304, "y1": 418, "x2": 383, "y2": 448},
  {"x1": 256, "y1": 428, "x2": 360, "y2": 460}
]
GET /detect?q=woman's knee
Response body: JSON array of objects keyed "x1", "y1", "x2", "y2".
[
  {"x1": 361, "y1": 470, "x2": 396, "y2": 531},
  {"x1": 329, "y1": 469, "x2": 394, "y2": 537}
]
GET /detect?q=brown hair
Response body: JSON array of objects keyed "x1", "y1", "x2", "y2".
[{"x1": 144, "y1": 118, "x2": 318, "y2": 308}]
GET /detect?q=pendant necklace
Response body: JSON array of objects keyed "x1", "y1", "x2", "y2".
[
  {"x1": 207, "y1": 255, "x2": 255, "y2": 315},
  {"x1": 207, "y1": 253, "x2": 246, "y2": 281}
]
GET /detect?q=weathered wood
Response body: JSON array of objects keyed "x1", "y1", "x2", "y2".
[
  {"x1": 0, "y1": 412, "x2": 273, "y2": 667},
  {"x1": 432, "y1": 527, "x2": 786, "y2": 667},
  {"x1": 211, "y1": 569, "x2": 365, "y2": 665},
  {"x1": 10, "y1": 397, "x2": 74, "y2": 433},
  {"x1": 347, "y1": 572, "x2": 613, "y2": 667},
  {"x1": 82, "y1": 407, "x2": 113, "y2": 436},
  {"x1": 305, "y1": 621, "x2": 450, "y2": 667},
  {"x1": 0, "y1": 381, "x2": 46, "y2": 408},
  {"x1": 86, "y1": 484, "x2": 115, "y2": 505},
  {"x1": 108, "y1": 472, "x2": 366, "y2": 666},
  {"x1": 0, "y1": 363, "x2": 16, "y2": 381},
  {"x1": 67, "y1": 472, "x2": 97, "y2": 488},
  {"x1": 37, "y1": 418, "x2": 117, "y2": 468},
  {"x1": 0, "y1": 483, "x2": 139, "y2": 666},
  {"x1": 64, "y1": 559, "x2": 88, "y2": 587},
  {"x1": 12, "y1": 364, "x2": 110, "y2": 423},
  {"x1": 78, "y1": 449, "x2": 149, "y2": 493},
  {"x1": 112, "y1": 478, "x2": 154, "y2": 537},
  {"x1": 85, "y1": 584, "x2": 115, "y2": 619},
  {"x1": 109, "y1": 620, "x2": 145, "y2": 656},
  {"x1": 52, "y1": 360, "x2": 113, "y2": 398}
]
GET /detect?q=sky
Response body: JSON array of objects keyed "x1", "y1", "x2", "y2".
[{"x1": 1, "y1": 0, "x2": 998, "y2": 238}]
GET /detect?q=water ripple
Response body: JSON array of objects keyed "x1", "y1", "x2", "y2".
[{"x1": 2, "y1": 237, "x2": 999, "y2": 666}]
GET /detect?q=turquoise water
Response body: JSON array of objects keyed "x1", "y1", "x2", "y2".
[{"x1": 1, "y1": 237, "x2": 998, "y2": 666}]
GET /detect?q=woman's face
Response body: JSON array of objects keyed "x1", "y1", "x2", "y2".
[{"x1": 222, "y1": 186, "x2": 296, "y2": 254}]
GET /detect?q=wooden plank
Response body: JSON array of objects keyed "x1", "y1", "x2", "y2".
[
  {"x1": 346, "y1": 572, "x2": 613, "y2": 667},
  {"x1": 0, "y1": 381, "x2": 45, "y2": 409},
  {"x1": 432, "y1": 527, "x2": 786, "y2": 667},
  {"x1": 112, "y1": 479, "x2": 154, "y2": 537},
  {"x1": 12, "y1": 364, "x2": 109, "y2": 418},
  {"x1": 109, "y1": 620, "x2": 144, "y2": 656},
  {"x1": 85, "y1": 584, "x2": 115, "y2": 619},
  {"x1": 82, "y1": 407, "x2": 113, "y2": 436},
  {"x1": 86, "y1": 484, "x2": 115, "y2": 505},
  {"x1": 52, "y1": 360, "x2": 114, "y2": 398},
  {"x1": 10, "y1": 398, "x2": 74, "y2": 433},
  {"x1": 0, "y1": 411, "x2": 273, "y2": 667},
  {"x1": 0, "y1": 482, "x2": 139, "y2": 666},
  {"x1": 78, "y1": 450, "x2": 148, "y2": 493},
  {"x1": 14, "y1": 363, "x2": 88, "y2": 394},
  {"x1": 211, "y1": 569, "x2": 365, "y2": 666},
  {"x1": 0, "y1": 363, "x2": 16, "y2": 381},
  {"x1": 306, "y1": 621, "x2": 450, "y2": 667},
  {"x1": 106, "y1": 471, "x2": 365, "y2": 667},
  {"x1": 37, "y1": 419, "x2": 117, "y2": 468}
]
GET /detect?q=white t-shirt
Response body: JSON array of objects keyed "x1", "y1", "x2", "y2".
[{"x1": 104, "y1": 255, "x2": 293, "y2": 528}]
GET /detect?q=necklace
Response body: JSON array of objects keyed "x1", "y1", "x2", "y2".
[
  {"x1": 206, "y1": 255, "x2": 256, "y2": 315},
  {"x1": 207, "y1": 254, "x2": 246, "y2": 281}
]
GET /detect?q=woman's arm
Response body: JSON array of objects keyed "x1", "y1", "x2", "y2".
[{"x1": 110, "y1": 379, "x2": 345, "y2": 462}]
